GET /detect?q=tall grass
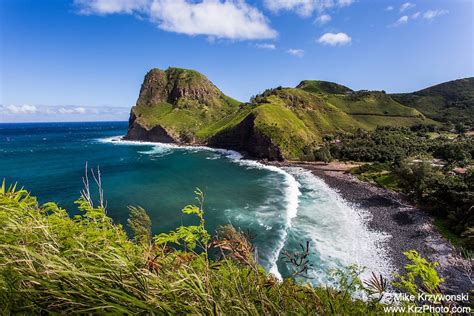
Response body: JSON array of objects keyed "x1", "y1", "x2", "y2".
[{"x1": 0, "y1": 179, "x2": 391, "y2": 314}]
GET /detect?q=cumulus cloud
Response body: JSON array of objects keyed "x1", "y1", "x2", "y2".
[
  {"x1": 5, "y1": 105, "x2": 37, "y2": 114},
  {"x1": 256, "y1": 43, "x2": 276, "y2": 49},
  {"x1": 263, "y1": 0, "x2": 354, "y2": 17},
  {"x1": 74, "y1": 0, "x2": 277, "y2": 40},
  {"x1": 286, "y1": 48, "x2": 304, "y2": 57},
  {"x1": 400, "y1": 2, "x2": 415, "y2": 12},
  {"x1": 392, "y1": 15, "x2": 409, "y2": 26},
  {"x1": 423, "y1": 9, "x2": 448, "y2": 20},
  {"x1": 411, "y1": 11, "x2": 420, "y2": 19},
  {"x1": 315, "y1": 14, "x2": 331, "y2": 25},
  {"x1": 386, "y1": 6, "x2": 394, "y2": 11},
  {"x1": 317, "y1": 32, "x2": 351, "y2": 46}
]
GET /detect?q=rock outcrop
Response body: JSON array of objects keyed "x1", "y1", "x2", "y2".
[
  {"x1": 208, "y1": 114, "x2": 283, "y2": 160},
  {"x1": 124, "y1": 113, "x2": 175, "y2": 143},
  {"x1": 124, "y1": 67, "x2": 239, "y2": 144}
]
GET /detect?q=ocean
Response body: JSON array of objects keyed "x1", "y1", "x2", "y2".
[{"x1": 0, "y1": 121, "x2": 393, "y2": 283}]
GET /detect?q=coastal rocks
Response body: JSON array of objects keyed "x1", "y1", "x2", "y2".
[
  {"x1": 124, "y1": 113, "x2": 176, "y2": 143},
  {"x1": 209, "y1": 114, "x2": 284, "y2": 161}
]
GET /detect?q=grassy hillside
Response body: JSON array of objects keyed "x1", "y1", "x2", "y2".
[
  {"x1": 0, "y1": 182, "x2": 399, "y2": 314},
  {"x1": 391, "y1": 78, "x2": 474, "y2": 125},
  {"x1": 127, "y1": 68, "x2": 457, "y2": 160},
  {"x1": 248, "y1": 88, "x2": 364, "y2": 159},
  {"x1": 296, "y1": 80, "x2": 353, "y2": 95},
  {"x1": 207, "y1": 86, "x2": 434, "y2": 159}
]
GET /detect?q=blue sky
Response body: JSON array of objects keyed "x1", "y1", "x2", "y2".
[{"x1": 1, "y1": 0, "x2": 473, "y2": 122}]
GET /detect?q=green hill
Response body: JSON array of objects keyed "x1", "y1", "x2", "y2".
[
  {"x1": 390, "y1": 78, "x2": 474, "y2": 125},
  {"x1": 208, "y1": 87, "x2": 364, "y2": 160},
  {"x1": 296, "y1": 80, "x2": 353, "y2": 94},
  {"x1": 126, "y1": 68, "x2": 447, "y2": 160},
  {"x1": 125, "y1": 67, "x2": 240, "y2": 143},
  {"x1": 324, "y1": 90, "x2": 432, "y2": 129}
]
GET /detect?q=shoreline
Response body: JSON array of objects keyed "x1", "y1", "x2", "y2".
[
  {"x1": 267, "y1": 160, "x2": 472, "y2": 294},
  {"x1": 112, "y1": 137, "x2": 471, "y2": 293}
]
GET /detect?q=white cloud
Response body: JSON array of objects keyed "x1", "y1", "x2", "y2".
[
  {"x1": 286, "y1": 48, "x2": 304, "y2": 57},
  {"x1": 75, "y1": 107, "x2": 87, "y2": 114},
  {"x1": 411, "y1": 11, "x2": 420, "y2": 19},
  {"x1": 256, "y1": 43, "x2": 276, "y2": 49},
  {"x1": 315, "y1": 14, "x2": 331, "y2": 25},
  {"x1": 317, "y1": 32, "x2": 351, "y2": 46},
  {"x1": 150, "y1": 0, "x2": 277, "y2": 40},
  {"x1": 263, "y1": 0, "x2": 354, "y2": 17},
  {"x1": 400, "y1": 2, "x2": 415, "y2": 12},
  {"x1": 392, "y1": 15, "x2": 408, "y2": 26},
  {"x1": 0, "y1": 105, "x2": 131, "y2": 122},
  {"x1": 75, "y1": 0, "x2": 149, "y2": 14},
  {"x1": 5, "y1": 104, "x2": 37, "y2": 114},
  {"x1": 58, "y1": 107, "x2": 88, "y2": 114},
  {"x1": 386, "y1": 6, "x2": 394, "y2": 11},
  {"x1": 423, "y1": 9, "x2": 448, "y2": 20},
  {"x1": 75, "y1": 0, "x2": 277, "y2": 40}
]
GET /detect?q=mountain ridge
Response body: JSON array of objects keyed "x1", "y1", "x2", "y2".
[
  {"x1": 390, "y1": 77, "x2": 474, "y2": 125},
  {"x1": 125, "y1": 67, "x2": 471, "y2": 160}
]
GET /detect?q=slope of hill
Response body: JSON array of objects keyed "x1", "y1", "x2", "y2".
[
  {"x1": 208, "y1": 87, "x2": 364, "y2": 160},
  {"x1": 125, "y1": 68, "x2": 451, "y2": 160},
  {"x1": 390, "y1": 78, "x2": 474, "y2": 125}
]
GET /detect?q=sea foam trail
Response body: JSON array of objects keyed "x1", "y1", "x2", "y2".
[
  {"x1": 228, "y1": 159, "x2": 301, "y2": 280},
  {"x1": 283, "y1": 167, "x2": 394, "y2": 285},
  {"x1": 99, "y1": 136, "x2": 301, "y2": 279}
]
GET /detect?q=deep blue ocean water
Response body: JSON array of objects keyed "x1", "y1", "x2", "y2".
[{"x1": 0, "y1": 121, "x2": 393, "y2": 283}]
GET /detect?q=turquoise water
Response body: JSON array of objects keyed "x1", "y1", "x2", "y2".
[{"x1": 0, "y1": 122, "x2": 393, "y2": 283}]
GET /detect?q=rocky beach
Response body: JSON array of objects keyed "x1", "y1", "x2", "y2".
[{"x1": 268, "y1": 161, "x2": 473, "y2": 295}]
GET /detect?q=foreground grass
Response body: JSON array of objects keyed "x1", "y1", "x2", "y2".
[{"x1": 0, "y1": 180, "x2": 394, "y2": 315}]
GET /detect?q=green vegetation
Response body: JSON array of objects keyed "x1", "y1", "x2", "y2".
[
  {"x1": 296, "y1": 80, "x2": 353, "y2": 95},
  {"x1": 393, "y1": 250, "x2": 444, "y2": 297},
  {"x1": 433, "y1": 218, "x2": 463, "y2": 248},
  {"x1": 330, "y1": 127, "x2": 474, "y2": 249},
  {"x1": 2, "y1": 179, "x2": 420, "y2": 314},
  {"x1": 129, "y1": 68, "x2": 464, "y2": 160},
  {"x1": 393, "y1": 162, "x2": 473, "y2": 249},
  {"x1": 1, "y1": 177, "x2": 452, "y2": 314},
  {"x1": 391, "y1": 77, "x2": 474, "y2": 126},
  {"x1": 329, "y1": 126, "x2": 473, "y2": 163},
  {"x1": 351, "y1": 163, "x2": 400, "y2": 191}
]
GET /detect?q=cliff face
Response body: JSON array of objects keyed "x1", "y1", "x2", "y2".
[
  {"x1": 136, "y1": 68, "x2": 222, "y2": 107},
  {"x1": 208, "y1": 114, "x2": 283, "y2": 160},
  {"x1": 125, "y1": 112, "x2": 175, "y2": 143}
]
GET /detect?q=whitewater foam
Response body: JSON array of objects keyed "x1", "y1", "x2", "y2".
[{"x1": 283, "y1": 167, "x2": 394, "y2": 285}]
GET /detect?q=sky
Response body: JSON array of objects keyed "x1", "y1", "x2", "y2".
[{"x1": 1, "y1": 0, "x2": 473, "y2": 122}]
